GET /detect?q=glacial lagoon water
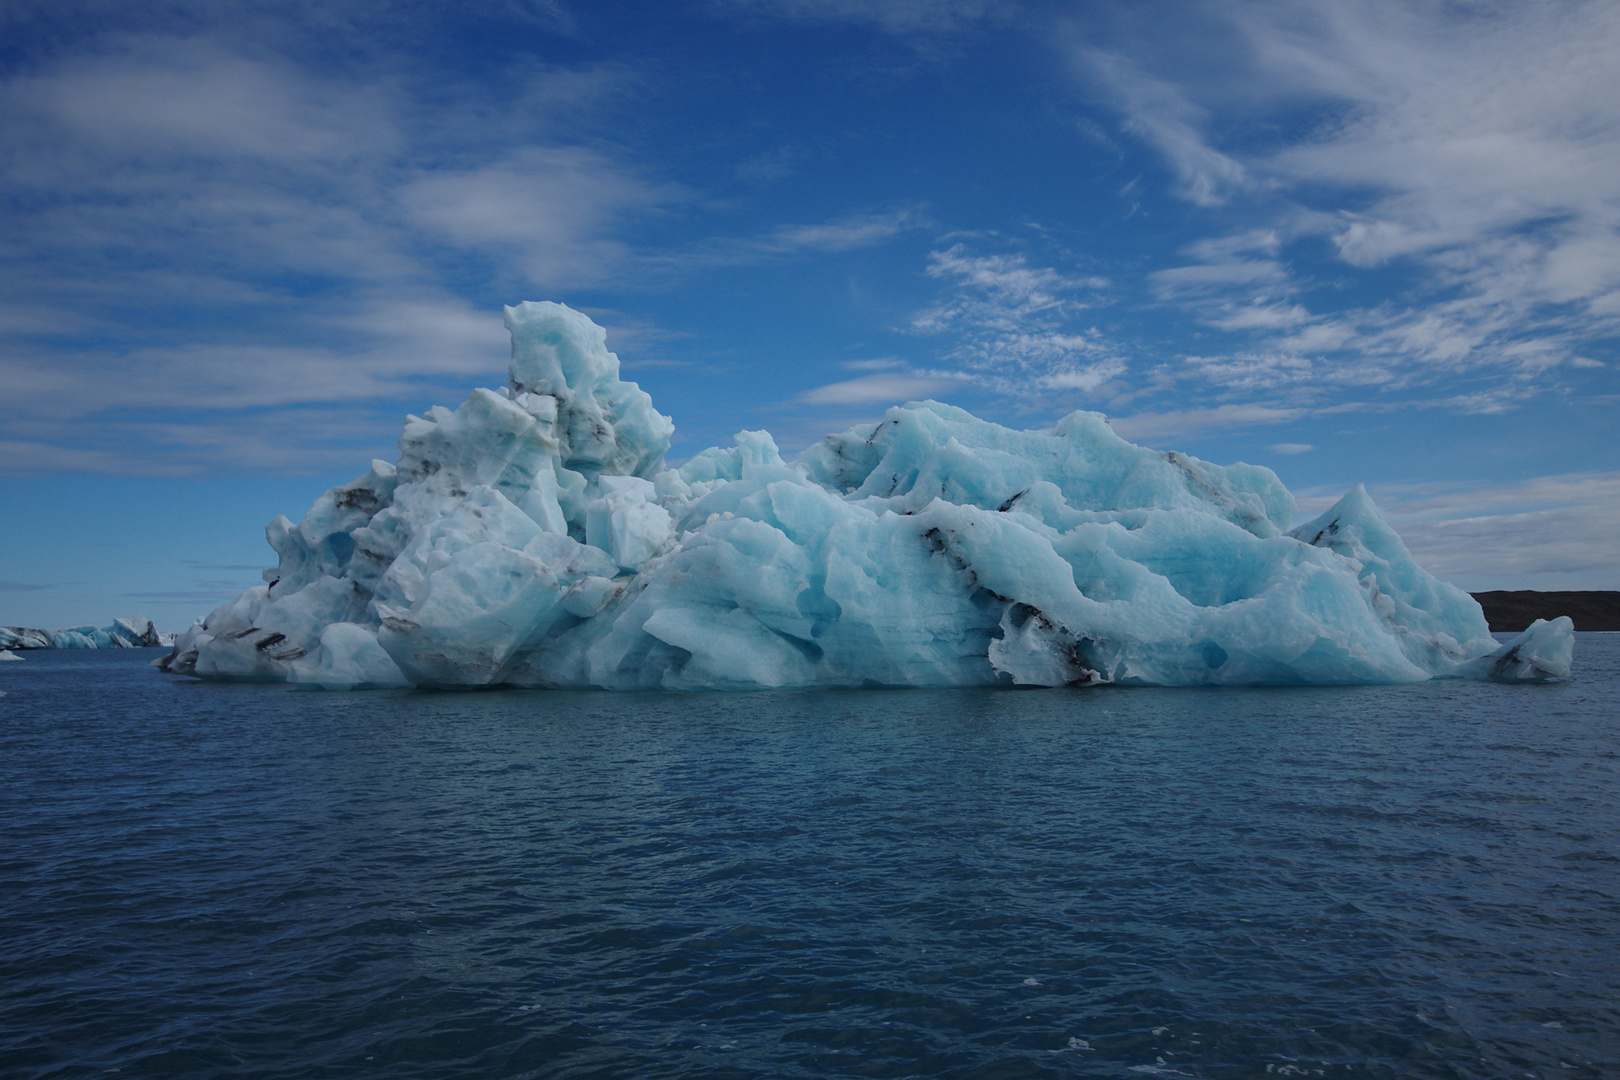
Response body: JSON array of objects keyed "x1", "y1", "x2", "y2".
[{"x1": 2, "y1": 638, "x2": 1617, "y2": 1079}]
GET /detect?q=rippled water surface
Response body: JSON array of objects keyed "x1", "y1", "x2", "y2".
[{"x1": 3, "y1": 637, "x2": 1618, "y2": 1079}]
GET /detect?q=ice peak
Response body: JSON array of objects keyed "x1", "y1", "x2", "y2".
[
  {"x1": 504, "y1": 300, "x2": 614, "y2": 398},
  {"x1": 501, "y1": 299, "x2": 673, "y2": 481}
]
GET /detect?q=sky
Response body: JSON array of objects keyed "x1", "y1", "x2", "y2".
[{"x1": 2, "y1": 0, "x2": 1617, "y2": 631}]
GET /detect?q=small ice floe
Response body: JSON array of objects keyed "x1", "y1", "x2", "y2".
[
  {"x1": 0, "y1": 650, "x2": 21, "y2": 661},
  {"x1": 1456, "y1": 617, "x2": 1574, "y2": 682},
  {"x1": 1022, "y1": 977, "x2": 1042, "y2": 986},
  {"x1": 1066, "y1": 1037, "x2": 1091, "y2": 1051},
  {"x1": 1152, "y1": 1026, "x2": 1169, "y2": 1036}
]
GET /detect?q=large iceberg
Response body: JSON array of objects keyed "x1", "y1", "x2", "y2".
[{"x1": 156, "y1": 302, "x2": 1572, "y2": 690}]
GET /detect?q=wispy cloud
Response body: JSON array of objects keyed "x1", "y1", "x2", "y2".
[
  {"x1": 400, "y1": 146, "x2": 679, "y2": 288},
  {"x1": 667, "y1": 210, "x2": 922, "y2": 270},
  {"x1": 800, "y1": 371, "x2": 966, "y2": 405},
  {"x1": 1076, "y1": 48, "x2": 1251, "y2": 207},
  {"x1": 910, "y1": 245, "x2": 1124, "y2": 401},
  {"x1": 1069, "y1": 0, "x2": 1620, "y2": 404},
  {"x1": 1107, "y1": 404, "x2": 1306, "y2": 444},
  {"x1": 0, "y1": 19, "x2": 929, "y2": 475},
  {"x1": 0, "y1": 35, "x2": 667, "y2": 469}
]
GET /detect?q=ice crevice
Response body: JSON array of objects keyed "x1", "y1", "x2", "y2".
[{"x1": 155, "y1": 301, "x2": 1573, "y2": 690}]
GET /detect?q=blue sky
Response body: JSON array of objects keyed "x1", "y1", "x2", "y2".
[{"x1": 2, "y1": 0, "x2": 1617, "y2": 630}]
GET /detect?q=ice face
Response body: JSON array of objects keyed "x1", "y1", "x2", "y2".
[{"x1": 155, "y1": 301, "x2": 1573, "y2": 689}]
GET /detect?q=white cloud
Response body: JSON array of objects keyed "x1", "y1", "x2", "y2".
[
  {"x1": 0, "y1": 406, "x2": 414, "y2": 478},
  {"x1": 672, "y1": 210, "x2": 919, "y2": 268},
  {"x1": 1107, "y1": 403, "x2": 1306, "y2": 443},
  {"x1": 1148, "y1": 259, "x2": 1286, "y2": 297},
  {"x1": 28, "y1": 42, "x2": 399, "y2": 163},
  {"x1": 1076, "y1": 48, "x2": 1250, "y2": 207},
  {"x1": 758, "y1": 213, "x2": 915, "y2": 253},
  {"x1": 800, "y1": 371, "x2": 964, "y2": 405},
  {"x1": 909, "y1": 245, "x2": 1124, "y2": 401},
  {"x1": 0, "y1": 18, "x2": 940, "y2": 475},
  {"x1": 918, "y1": 246, "x2": 1108, "y2": 328},
  {"x1": 401, "y1": 146, "x2": 673, "y2": 287},
  {"x1": 0, "y1": 33, "x2": 696, "y2": 471},
  {"x1": 1040, "y1": 364, "x2": 1122, "y2": 393},
  {"x1": 1183, "y1": 351, "x2": 1314, "y2": 391},
  {"x1": 1210, "y1": 301, "x2": 1311, "y2": 332},
  {"x1": 0, "y1": 439, "x2": 126, "y2": 475},
  {"x1": 1070, "y1": 0, "x2": 1620, "y2": 401}
]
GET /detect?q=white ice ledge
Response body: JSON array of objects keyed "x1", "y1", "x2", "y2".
[{"x1": 156, "y1": 301, "x2": 1574, "y2": 690}]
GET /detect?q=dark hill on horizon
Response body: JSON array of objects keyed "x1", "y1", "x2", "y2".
[{"x1": 1471, "y1": 591, "x2": 1620, "y2": 632}]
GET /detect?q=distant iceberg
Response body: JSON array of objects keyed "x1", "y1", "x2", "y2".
[
  {"x1": 1, "y1": 617, "x2": 173, "y2": 651},
  {"x1": 156, "y1": 302, "x2": 1573, "y2": 690}
]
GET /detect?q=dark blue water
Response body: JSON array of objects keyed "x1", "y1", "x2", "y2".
[{"x1": 2, "y1": 639, "x2": 1617, "y2": 1079}]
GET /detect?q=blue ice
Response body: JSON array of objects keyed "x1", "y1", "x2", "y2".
[{"x1": 156, "y1": 302, "x2": 1573, "y2": 690}]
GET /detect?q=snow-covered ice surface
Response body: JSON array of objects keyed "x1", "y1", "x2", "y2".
[
  {"x1": 157, "y1": 302, "x2": 1573, "y2": 690},
  {"x1": 2, "y1": 618, "x2": 172, "y2": 651}
]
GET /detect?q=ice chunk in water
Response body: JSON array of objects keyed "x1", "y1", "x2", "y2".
[{"x1": 1456, "y1": 617, "x2": 1575, "y2": 682}]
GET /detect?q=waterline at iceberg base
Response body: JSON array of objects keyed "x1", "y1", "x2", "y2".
[{"x1": 157, "y1": 302, "x2": 1572, "y2": 690}]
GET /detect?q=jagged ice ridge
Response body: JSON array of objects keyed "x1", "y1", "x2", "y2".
[
  {"x1": 156, "y1": 302, "x2": 1573, "y2": 690},
  {"x1": 3, "y1": 617, "x2": 172, "y2": 651}
]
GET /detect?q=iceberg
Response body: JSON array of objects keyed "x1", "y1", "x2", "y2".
[
  {"x1": 1, "y1": 617, "x2": 173, "y2": 650},
  {"x1": 0, "y1": 627, "x2": 52, "y2": 650},
  {"x1": 156, "y1": 301, "x2": 1573, "y2": 690}
]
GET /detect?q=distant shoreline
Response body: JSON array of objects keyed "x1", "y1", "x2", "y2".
[{"x1": 1470, "y1": 591, "x2": 1620, "y2": 633}]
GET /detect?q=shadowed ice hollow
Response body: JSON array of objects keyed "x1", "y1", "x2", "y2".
[{"x1": 156, "y1": 302, "x2": 1573, "y2": 690}]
